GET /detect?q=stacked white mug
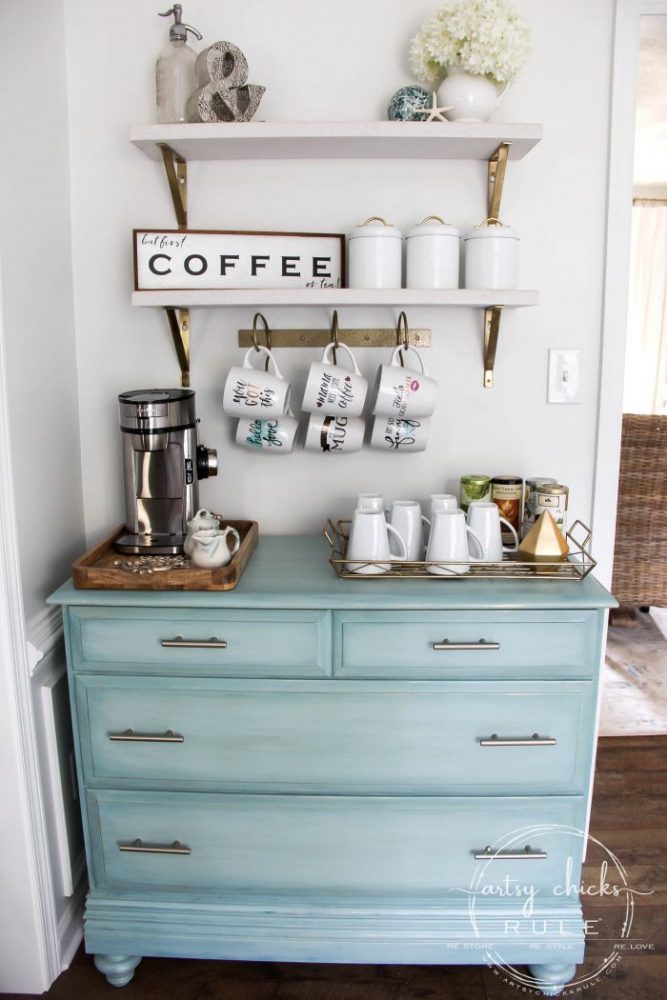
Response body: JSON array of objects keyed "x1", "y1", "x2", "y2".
[
  {"x1": 369, "y1": 344, "x2": 438, "y2": 452},
  {"x1": 223, "y1": 345, "x2": 298, "y2": 454},
  {"x1": 302, "y1": 342, "x2": 367, "y2": 454}
]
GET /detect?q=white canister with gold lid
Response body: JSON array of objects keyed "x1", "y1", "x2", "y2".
[
  {"x1": 406, "y1": 216, "x2": 460, "y2": 289},
  {"x1": 464, "y1": 217, "x2": 519, "y2": 289},
  {"x1": 348, "y1": 216, "x2": 402, "y2": 288}
]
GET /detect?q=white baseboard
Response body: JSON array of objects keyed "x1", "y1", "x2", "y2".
[{"x1": 57, "y1": 877, "x2": 86, "y2": 972}]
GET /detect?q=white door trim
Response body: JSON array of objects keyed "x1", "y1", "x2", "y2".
[
  {"x1": 0, "y1": 262, "x2": 60, "y2": 989},
  {"x1": 593, "y1": 0, "x2": 667, "y2": 588}
]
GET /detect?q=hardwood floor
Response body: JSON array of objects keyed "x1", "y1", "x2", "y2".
[{"x1": 3, "y1": 736, "x2": 666, "y2": 1000}]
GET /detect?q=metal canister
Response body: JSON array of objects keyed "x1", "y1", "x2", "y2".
[
  {"x1": 460, "y1": 474, "x2": 491, "y2": 512},
  {"x1": 348, "y1": 216, "x2": 402, "y2": 288},
  {"x1": 522, "y1": 477, "x2": 558, "y2": 538},
  {"x1": 405, "y1": 216, "x2": 460, "y2": 290},
  {"x1": 533, "y1": 484, "x2": 569, "y2": 535},
  {"x1": 491, "y1": 475, "x2": 523, "y2": 537},
  {"x1": 464, "y1": 218, "x2": 519, "y2": 289}
]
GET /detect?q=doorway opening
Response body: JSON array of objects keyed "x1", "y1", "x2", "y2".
[{"x1": 602, "y1": 14, "x2": 667, "y2": 736}]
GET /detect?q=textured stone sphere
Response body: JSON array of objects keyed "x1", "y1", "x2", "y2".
[{"x1": 387, "y1": 86, "x2": 432, "y2": 121}]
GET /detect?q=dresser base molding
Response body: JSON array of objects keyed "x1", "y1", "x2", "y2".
[{"x1": 84, "y1": 896, "x2": 585, "y2": 973}]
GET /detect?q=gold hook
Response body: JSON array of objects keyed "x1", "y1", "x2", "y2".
[
  {"x1": 396, "y1": 311, "x2": 410, "y2": 367},
  {"x1": 252, "y1": 312, "x2": 271, "y2": 370},
  {"x1": 330, "y1": 310, "x2": 340, "y2": 364}
]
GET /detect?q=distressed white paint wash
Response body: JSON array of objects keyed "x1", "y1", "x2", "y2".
[{"x1": 64, "y1": 0, "x2": 614, "y2": 544}]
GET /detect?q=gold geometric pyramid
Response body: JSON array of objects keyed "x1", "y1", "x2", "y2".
[{"x1": 518, "y1": 510, "x2": 570, "y2": 562}]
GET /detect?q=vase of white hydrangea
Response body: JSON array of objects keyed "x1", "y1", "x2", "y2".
[{"x1": 409, "y1": 0, "x2": 530, "y2": 122}]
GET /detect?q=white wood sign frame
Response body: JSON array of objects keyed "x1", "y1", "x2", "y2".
[{"x1": 134, "y1": 229, "x2": 346, "y2": 291}]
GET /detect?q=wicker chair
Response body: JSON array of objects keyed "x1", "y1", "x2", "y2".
[{"x1": 611, "y1": 413, "x2": 667, "y2": 608}]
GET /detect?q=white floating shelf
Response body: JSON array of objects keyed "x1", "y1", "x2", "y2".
[
  {"x1": 132, "y1": 288, "x2": 539, "y2": 309},
  {"x1": 129, "y1": 121, "x2": 542, "y2": 163}
]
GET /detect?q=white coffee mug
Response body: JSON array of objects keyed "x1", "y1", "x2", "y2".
[
  {"x1": 223, "y1": 345, "x2": 290, "y2": 419},
  {"x1": 304, "y1": 413, "x2": 365, "y2": 454},
  {"x1": 302, "y1": 342, "x2": 367, "y2": 417},
  {"x1": 345, "y1": 509, "x2": 408, "y2": 574},
  {"x1": 426, "y1": 509, "x2": 484, "y2": 575},
  {"x1": 236, "y1": 414, "x2": 299, "y2": 453},
  {"x1": 422, "y1": 494, "x2": 458, "y2": 527},
  {"x1": 372, "y1": 345, "x2": 438, "y2": 419},
  {"x1": 388, "y1": 500, "x2": 424, "y2": 561},
  {"x1": 466, "y1": 501, "x2": 519, "y2": 562},
  {"x1": 369, "y1": 415, "x2": 430, "y2": 452},
  {"x1": 356, "y1": 493, "x2": 385, "y2": 512}
]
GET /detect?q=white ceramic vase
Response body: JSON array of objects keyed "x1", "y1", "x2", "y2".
[{"x1": 438, "y1": 65, "x2": 507, "y2": 123}]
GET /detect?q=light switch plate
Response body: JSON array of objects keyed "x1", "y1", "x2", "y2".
[{"x1": 548, "y1": 349, "x2": 582, "y2": 404}]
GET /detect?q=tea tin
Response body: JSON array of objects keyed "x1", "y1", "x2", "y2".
[
  {"x1": 522, "y1": 477, "x2": 558, "y2": 538},
  {"x1": 533, "y1": 483, "x2": 569, "y2": 535},
  {"x1": 491, "y1": 475, "x2": 523, "y2": 536},
  {"x1": 460, "y1": 474, "x2": 492, "y2": 512}
]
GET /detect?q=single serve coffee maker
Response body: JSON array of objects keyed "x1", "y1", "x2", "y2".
[{"x1": 115, "y1": 388, "x2": 218, "y2": 554}]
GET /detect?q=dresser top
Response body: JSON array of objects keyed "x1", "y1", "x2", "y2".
[{"x1": 49, "y1": 535, "x2": 616, "y2": 610}]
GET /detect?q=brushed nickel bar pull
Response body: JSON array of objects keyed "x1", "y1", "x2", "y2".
[
  {"x1": 479, "y1": 733, "x2": 557, "y2": 747},
  {"x1": 474, "y1": 845, "x2": 547, "y2": 860},
  {"x1": 160, "y1": 636, "x2": 227, "y2": 649},
  {"x1": 118, "y1": 838, "x2": 191, "y2": 855},
  {"x1": 432, "y1": 639, "x2": 500, "y2": 651},
  {"x1": 108, "y1": 729, "x2": 184, "y2": 743}
]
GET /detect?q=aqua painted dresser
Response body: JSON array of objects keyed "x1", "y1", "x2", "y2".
[{"x1": 49, "y1": 535, "x2": 616, "y2": 997}]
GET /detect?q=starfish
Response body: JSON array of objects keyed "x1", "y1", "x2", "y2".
[{"x1": 422, "y1": 91, "x2": 453, "y2": 123}]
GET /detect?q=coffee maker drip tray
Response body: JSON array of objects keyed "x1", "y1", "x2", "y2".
[{"x1": 115, "y1": 531, "x2": 186, "y2": 555}]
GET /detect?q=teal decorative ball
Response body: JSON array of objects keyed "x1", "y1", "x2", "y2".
[{"x1": 388, "y1": 86, "x2": 432, "y2": 121}]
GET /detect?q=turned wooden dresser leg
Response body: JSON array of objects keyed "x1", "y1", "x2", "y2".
[
  {"x1": 93, "y1": 954, "x2": 142, "y2": 987},
  {"x1": 527, "y1": 963, "x2": 577, "y2": 996}
]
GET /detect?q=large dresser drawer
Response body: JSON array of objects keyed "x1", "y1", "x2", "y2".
[
  {"x1": 333, "y1": 611, "x2": 601, "y2": 679},
  {"x1": 87, "y1": 788, "x2": 584, "y2": 897},
  {"x1": 67, "y1": 608, "x2": 331, "y2": 677},
  {"x1": 75, "y1": 676, "x2": 593, "y2": 795}
]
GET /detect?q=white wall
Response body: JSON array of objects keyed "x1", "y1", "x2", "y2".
[
  {"x1": 0, "y1": 1, "x2": 86, "y2": 990},
  {"x1": 65, "y1": 0, "x2": 612, "y2": 543},
  {"x1": 0, "y1": 1, "x2": 85, "y2": 620}
]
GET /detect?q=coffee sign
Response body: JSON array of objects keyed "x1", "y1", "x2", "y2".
[{"x1": 134, "y1": 229, "x2": 345, "y2": 291}]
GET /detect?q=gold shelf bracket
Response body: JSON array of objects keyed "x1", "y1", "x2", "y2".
[
  {"x1": 483, "y1": 305, "x2": 502, "y2": 388},
  {"x1": 488, "y1": 142, "x2": 511, "y2": 220},
  {"x1": 164, "y1": 308, "x2": 190, "y2": 387},
  {"x1": 159, "y1": 144, "x2": 188, "y2": 229},
  {"x1": 238, "y1": 327, "x2": 431, "y2": 349}
]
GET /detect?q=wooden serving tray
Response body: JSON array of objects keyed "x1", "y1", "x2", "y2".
[{"x1": 72, "y1": 521, "x2": 258, "y2": 591}]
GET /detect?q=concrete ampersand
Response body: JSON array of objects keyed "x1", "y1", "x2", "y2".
[{"x1": 186, "y1": 41, "x2": 265, "y2": 123}]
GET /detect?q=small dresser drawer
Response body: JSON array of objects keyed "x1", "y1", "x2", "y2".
[
  {"x1": 75, "y1": 676, "x2": 592, "y2": 795},
  {"x1": 88, "y1": 789, "x2": 584, "y2": 897},
  {"x1": 68, "y1": 608, "x2": 331, "y2": 677},
  {"x1": 334, "y1": 611, "x2": 601, "y2": 679}
]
